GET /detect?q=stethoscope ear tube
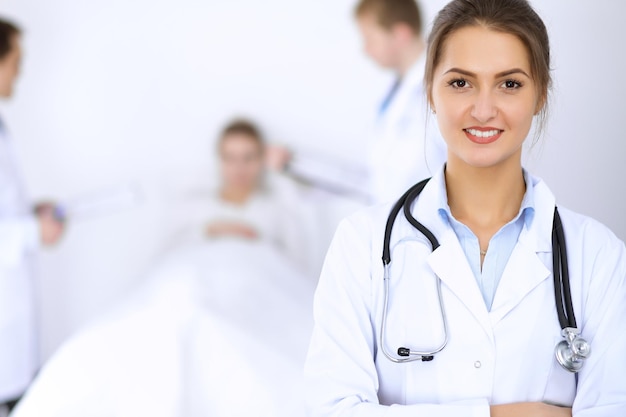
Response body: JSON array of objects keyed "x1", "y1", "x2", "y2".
[
  {"x1": 552, "y1": 208, "x2": 576, "y2": 329},
  {"x1": 382, "y1": 178, "x2": 431, "y2": 265},
  {"x1": 403, "y1": 184, "x2": 440, "y2": 251}
]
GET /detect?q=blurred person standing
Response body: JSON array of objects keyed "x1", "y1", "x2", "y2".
[
  {"x1": 0, "y1": 18, "x2": 64, "y2": 415},
  {"x1": 355, "y1": 0, "x2": 446, "y2": 203},
  {"x1": 269, "y1": 0, "x2": 446, "y2": 204}
]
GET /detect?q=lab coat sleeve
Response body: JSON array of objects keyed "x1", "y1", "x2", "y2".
[
  {"x1": 304, "y1": 215, "x2": 489, "y2": 417},
  {"x1": 0, "y1": 215, "x2": 39, "y2": 267},
  {"x1": 266, "y1": 172, "x2": 314, "y2": 275},
  {"x1": 572, "y1": 225, "x2": 626, "y2": 416}
]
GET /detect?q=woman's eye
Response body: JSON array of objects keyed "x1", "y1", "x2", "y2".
[
  {"x1": 502, "y1": 79, "x2": 522, "y2": 89},
  {"x1": 448, "y1": 79, "x2": 469, "y2": 89}
]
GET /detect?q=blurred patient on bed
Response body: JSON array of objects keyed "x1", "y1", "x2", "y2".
[
  {"x1": 11, "y1": 119, "x2": 318, "y2": 417},
  {"x1": 170, "y1": 118, "x2": 309, "y2": 272}
]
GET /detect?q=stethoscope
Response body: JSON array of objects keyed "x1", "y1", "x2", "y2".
[{"x1": 380, "y1": 178, "x2": 591, "y2": 373}]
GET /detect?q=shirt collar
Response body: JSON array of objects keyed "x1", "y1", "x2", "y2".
[{"x1": 436, "y1": 167, "x2": 536, "y2": 229}]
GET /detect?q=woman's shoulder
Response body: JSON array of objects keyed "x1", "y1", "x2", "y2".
[
  {"x1": 529, "y1": 173, "x2": 624, "y2": 252},
  {"x1": 558, "y1": 206, "x2": 624, "y2": 247},
  {"x1": 341, "y1": 201, "x2": 394, "y2": 226},
  {"x1": 333, "y1": 202, "x2": 396, "y2": 249},
  {"x1": 556, "y1": 206, "x2": 626, "y2": 273}
]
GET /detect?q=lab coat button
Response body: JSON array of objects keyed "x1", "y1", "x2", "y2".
[{"x1": 474, "y1": 361, "x2": 482, "y2": 369}]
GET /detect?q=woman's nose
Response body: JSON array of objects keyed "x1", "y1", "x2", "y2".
[{"x1": 470, "y1": 91, "x2": 498, "y2": 123}]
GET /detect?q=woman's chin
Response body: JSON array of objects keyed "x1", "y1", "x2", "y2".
[{"x1": 450, "y1": 148, "x2": 521, "y2": 170}]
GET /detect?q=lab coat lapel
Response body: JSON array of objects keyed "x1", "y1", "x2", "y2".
[
  {"x1": 409, "y1": 170, "x2": 558, "y2": 340},
  {"x1": 427, "y1": 231, "x2": 493, "y2": 340},
  {"x1": 489, "y1": 178, "x2": 556, "y2": 325},
  {"x1": 488, "y1": 234, "x2": 550, "y2": 325},
  {"x1": 406, "y1": 169, "x2": 494, "y2": 339}
]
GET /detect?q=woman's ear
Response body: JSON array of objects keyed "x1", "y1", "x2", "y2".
[{"x1": 428, "y1": 94, "x2": 436, "y2": 114}]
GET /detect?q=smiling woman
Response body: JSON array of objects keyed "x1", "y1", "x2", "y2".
[
  {"x1": 303, "y1": 0, "x2": 626, "y2": 416},
  {"x1": 432, "y1": 27, "x2": 539, "y2": 172}
]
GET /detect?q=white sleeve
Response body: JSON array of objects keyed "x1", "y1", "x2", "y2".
[
  {"x1": 285, "y1": 151, "x2": 372, "y2": 200},
  {"x1": 573, "y1": 230, "x2": 626, "y2": 416},
  {"x1": 304, "y1": 217, "x2": 489, "y2": 417},
  {"x1": 0, "y1": 215, "x2": 39, "y2": 267},
  {"x1": 264, "y1": 172, "x2": 312, "y2": 273}
]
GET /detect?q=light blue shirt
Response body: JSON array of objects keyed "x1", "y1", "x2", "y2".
[{"x1": 437, "y1": 171, "x2": 535, "y2": 310}]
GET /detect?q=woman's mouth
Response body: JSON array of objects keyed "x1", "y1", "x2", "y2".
[{"x1": 463, "y1": 128, "x2": 503, "y2": 144}]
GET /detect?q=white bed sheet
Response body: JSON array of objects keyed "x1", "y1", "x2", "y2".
[{"x1": 12, "y1": 240, "x2": 316, "y2": 417}]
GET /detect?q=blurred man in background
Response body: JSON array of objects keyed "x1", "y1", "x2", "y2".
[
  {"x1": 268, "y1": 0, "x2": 446, "y2": 204},
  {"x1": 355, "y1": 0, "x2": 446, "y2": 203},
  {"x1": 0, "y1": 18, "x2": 64, "y2": 415}
]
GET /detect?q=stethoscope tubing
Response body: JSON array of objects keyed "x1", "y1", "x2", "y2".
[
  {"x1": 380, "y1": 177, "x2": 586, "y2": 369},
  {"x1": 552, "y1": 208, "x2": 577, "y2": 329}
]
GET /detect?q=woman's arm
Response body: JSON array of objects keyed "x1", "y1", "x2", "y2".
[
  {"x1": 205, "y1": 221, "x2": 258, "y2": 239},
  {"x1": 491, "y1": 403, "x2": 571, "y2": 417},
  {"x1": 568, "y1": 220, "x2": 626, "y2": 416}
]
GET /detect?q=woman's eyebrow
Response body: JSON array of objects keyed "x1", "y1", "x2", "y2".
[
  {"x1": 443, "y1": 67, "x2": 531, "y2": 78},
  {"x1": 495, "y1": 68, "x2": 531, "y2": 78}
]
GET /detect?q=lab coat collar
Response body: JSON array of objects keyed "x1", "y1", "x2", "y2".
[
  {"x1": 412, "y1": 166, "x2": 555, "y2": 253},
  {"x1": 379, "y1": 54, "x2": 427, "y2": 121},
  {"x1": 404, "y1": 166, "x2": 557, "y2": 337}
]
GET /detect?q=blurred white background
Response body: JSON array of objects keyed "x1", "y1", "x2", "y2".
[{"x1": 0, "y1": 0, "x2": 624, "y2": 362}]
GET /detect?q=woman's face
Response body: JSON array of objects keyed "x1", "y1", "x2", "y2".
[
  {"x1": 219, "y1": 133, "x2": 264, "y2": 191},
  {"x1": 431, "y1": 25, "x2": 541, "y2": 169}
]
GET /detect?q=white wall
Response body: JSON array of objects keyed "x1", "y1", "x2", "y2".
[{"x1": 1, "y1": 0, "x2": 625, "y2": 361}]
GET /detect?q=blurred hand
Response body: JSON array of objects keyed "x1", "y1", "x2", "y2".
[
  {"x1": 490, "y1": 402, "x2": 571, "y2": 417},
  {"x1": 206, "y1": 221, "x2": 259, "y2": 240},
  {"x1": 265, "y1": 145, "x2": 292, "y2": 172},
  {"x1": 35, "y1": 202, "x2": 65, "y2": 246}
]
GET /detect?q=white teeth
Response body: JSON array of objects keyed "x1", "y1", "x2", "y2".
[{"x1": 466, "y1": 128, "x2": 500, "y2": 138}]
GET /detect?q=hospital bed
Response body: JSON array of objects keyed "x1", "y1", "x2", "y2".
[{"x1": 11, "y1": 240, "x2": 316, "y2": 417}]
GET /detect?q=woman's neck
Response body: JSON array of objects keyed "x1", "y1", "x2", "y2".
[{"x1": 445, "y1": 157, "x2": 526, "y2": 234}]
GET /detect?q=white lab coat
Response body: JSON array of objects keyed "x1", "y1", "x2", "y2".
[
  {"x1": 304, "y1": 168, "x2": 626, "y2": 416},
  {"x1": 0, "y1": 126, "x2": 39, "y2": 402},
  {"x1": 369, "y1": 55, "x2": 447, "y2": 204}
]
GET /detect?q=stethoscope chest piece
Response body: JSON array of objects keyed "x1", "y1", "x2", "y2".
[{"x1": 554, "y1": 327, "x2": 591, "y2": 373}]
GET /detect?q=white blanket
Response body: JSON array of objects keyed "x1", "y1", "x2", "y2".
[{"x1": 12, "y1": 240, "x2": 316, "y2": 417}]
